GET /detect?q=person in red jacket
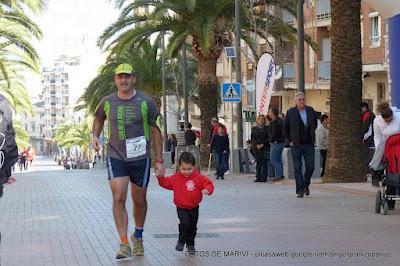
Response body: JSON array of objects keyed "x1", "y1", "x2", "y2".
[{"x1": 157, "y1": 152, "x2": 214, "y2": 255}]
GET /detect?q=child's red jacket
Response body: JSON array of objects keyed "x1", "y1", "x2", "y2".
[{"x1": 157, "y1": 170, "x2": 214, "y2": 209}]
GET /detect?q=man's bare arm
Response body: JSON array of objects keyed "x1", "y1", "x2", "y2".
[
  {"x1": 151, "y1": 126, "x2": 163, "y2": 161},
  {"x1": 92, "y1": 117, "x2": 105, "y2": 151},
  {"x1": 93, "y1": 117, "x2": 105, "y2": 138}
]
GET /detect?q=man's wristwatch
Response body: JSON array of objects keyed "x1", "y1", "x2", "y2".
[{"x1": 156, "y1": 159, "x2": 164, "y2": 164}]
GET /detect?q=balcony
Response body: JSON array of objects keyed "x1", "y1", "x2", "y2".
[
  {"x1": 317, "y1": 0, "x2": 331, "y2": 20},
  {"x1": 283, "y1": 63, "x2": 295, "y2": 82},
  {"x1": 316, "y1": 0, "x2": 331, "y2": 27},
  {"x1": 318, "y1": 61, "x2": 331, "y2": 81}
]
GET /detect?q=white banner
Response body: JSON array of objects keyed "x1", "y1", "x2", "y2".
[{"x1": 256, "y1": 53, "x2": 276, "y2": 116}]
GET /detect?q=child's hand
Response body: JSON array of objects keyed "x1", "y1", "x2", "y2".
[
  {"x1": 201, "y1": 189, "x2": 210, "y2": 195},
  {"x1": 156, "y1": 173, "x2": 165, "y2": 178}
]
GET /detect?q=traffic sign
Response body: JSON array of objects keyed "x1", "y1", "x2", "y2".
[
  {"x1": 224, "y1": 47, "x2": 236, "y2": 58},
  {"x1": 222, "y1": 83, "x2": 241, "y2": 102}
]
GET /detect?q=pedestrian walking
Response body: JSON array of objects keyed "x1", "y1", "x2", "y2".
[
  {"x1": 316, "y1": 114, "x2": 329, "y2": 177},
  {"x1": 251, "y1": 115, "x2": 269, "y2": 182},
  {"x1": 268, "y1": 108, "x2": 285, "y2": 181},
  {"x1": 157, "y1": 152, "x2": 214, "y2": 255},
  {"x1": 92, "y1": 63, "x2": 165, "y2": 259},
  {"x1": 170, "y1": 134, "x2": 177, "y2": 169},
  {"x1": 184, "y1": 122, "x2": 197, "y2": 146},
  {"x1": 284, "y1": 92, "x2": 318, "y2": 197},
  {"x1": 210, "y1": 125, "x2": 230, "y2": 180}
]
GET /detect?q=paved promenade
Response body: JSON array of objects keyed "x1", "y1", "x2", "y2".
[{"x1": 0, "y1": 157, "x2": 399, "y2": 266}]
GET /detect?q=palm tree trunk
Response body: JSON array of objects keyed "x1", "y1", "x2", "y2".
[
  {"x1": 198, "y1": 57, "x2": 218, "y2": 168},
  {"x1": 324, "y1": 0, "x2": 364, "y2": 182}
]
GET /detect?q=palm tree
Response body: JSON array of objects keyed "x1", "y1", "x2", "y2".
[
  {"x1": 0, "y1": 68, "x2": 33, "y2": 115},
  {"x1": 0, "y1": 0, "x2": 44, "y2": 85},
  {"x1": 98, "y1": 0, "x2": 309, "y2": 165},
  {"x1": 324, "y1": 0, "x2": 364, "y2": 182},
  {"x1": 54, "y1": 119, "x2": 92, "y2": 160},
  {"x1": 76, "y1": 38, "x2": 163, "y2": 113},
  {"x1": 12, "y1": 120, "x2": 30, "y2": 150}
]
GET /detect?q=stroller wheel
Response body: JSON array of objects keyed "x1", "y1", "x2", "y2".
[
  {"x1": 375, "y1": 191, "x2": 382, "y2": 214},
  {"x1": 381, "y1": 200, "x2": 389, "y2": 215}
]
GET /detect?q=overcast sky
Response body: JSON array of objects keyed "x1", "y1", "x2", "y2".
[{"x1": 28, "y1": 0, "x2": 120, "y2": 102}]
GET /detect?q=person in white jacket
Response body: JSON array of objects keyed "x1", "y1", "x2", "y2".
[
  {"x1": 373, "y1": 103, "x2": 400, "y2": 149},
  {"x1": 316, "y1": 114, "x2": 329, "y2": 177},
  {"x1": 371, "y1": 102, "x2": 400, "y2": 208}
]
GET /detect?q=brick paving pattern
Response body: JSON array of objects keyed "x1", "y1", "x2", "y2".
[{"x1": 0, "y1": 158, "x2": 399, "y2": 266}]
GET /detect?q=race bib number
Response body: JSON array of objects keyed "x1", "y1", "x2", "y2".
[{"x1": 126, "y1": 136, "x2": 147, "y2": 159}]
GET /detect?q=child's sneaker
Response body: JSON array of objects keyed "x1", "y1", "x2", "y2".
[
  {"x1": 116, "y1": 243, "x2": 133, "y2": 259},
  {"x1": 175, "y1": 241, "x2": 184, "y2": 251},
  {"x1": 186, "y1": 245, "x2": 196, "y2": 256}
]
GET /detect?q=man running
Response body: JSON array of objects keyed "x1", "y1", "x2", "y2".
[{"x1": 92, "y1": 63, "x2": 165, "y2": 259}]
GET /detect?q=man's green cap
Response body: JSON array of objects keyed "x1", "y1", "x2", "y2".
[{"x1": 115, "y1": 63, "x2": 134, "y2": 75}]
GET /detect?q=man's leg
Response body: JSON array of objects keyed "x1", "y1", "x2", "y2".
[
  {"x1": 303, "y1": 145, "x2": 315, "y2": 194},
  {"x1": 131, "y1": 183, "x2": 148, "y2": 232},
  {"x1": 129, "y1": 158, "x2": 151, "y2": 256},
  {"x1": 320, "y1": 150, "x2": 327, "y2": 177},
  {"x1": 109, "y1": 177, "x2": 130, "y2": 242},
  {"x1": 292, "y1": 147, "x2": 304, "y2": 195}
]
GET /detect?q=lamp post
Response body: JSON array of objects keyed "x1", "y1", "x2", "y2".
[
  {"x1": 235, "y1": 0, "x2": 243, "y2": 148},
  {"x1": 161, "y1": 32, "x2": 168, "y2": 152},
  {"x1": 297, "y1": 0, "x2": 305, "y2": 93},
  {"x1": 182, "y1": 43, "x2": 189, "y2": 128}
]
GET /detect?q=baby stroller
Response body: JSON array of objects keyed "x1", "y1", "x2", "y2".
[{"x1": 375, "y1": 134, "x2": 400, "y2": 215}]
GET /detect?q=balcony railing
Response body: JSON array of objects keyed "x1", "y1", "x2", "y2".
[
  {"x1": 317, "y1": 0, "x2": 331, "y2": 20},
  {"x1": 318, "y1": 61, "x2": 331, "y2": 81},
  {"x1": 283, "y1": 63, "x2": 295, "y2": 82}
]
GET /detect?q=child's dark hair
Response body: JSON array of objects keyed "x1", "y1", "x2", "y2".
[
  {"x1": 320, "y1": 114, "x2": 328, "y2": 123},
  {"x1": 178, "y1": 152, "x2": 196, "y2": 166}
]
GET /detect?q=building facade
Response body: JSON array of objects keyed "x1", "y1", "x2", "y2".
[
  {"x1": 278, "y1": 0, "x2": 389, "y2": 114},
  {"x1": 21, "y1": 55, "x2": 81, "y2": 155}
]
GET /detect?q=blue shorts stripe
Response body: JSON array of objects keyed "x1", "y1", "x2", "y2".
[
  {"x1": 142, "y1": 158, "x2": 150, "y2": 187},
  {"x1": 107, "y1": 157, "x2": 115, "y2": 180}
]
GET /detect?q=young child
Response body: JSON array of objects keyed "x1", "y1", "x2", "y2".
[{"x1": 157, "y1": 152, "x2": 214, "y2": 255}]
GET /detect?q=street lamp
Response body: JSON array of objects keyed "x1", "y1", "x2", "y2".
[
  {"x1": 182, "y1": 43, "x2": 189, "y2": 129},
  {"x1": 235, "y1": 0, "x2": 244, "y2": 149},
  {"x1": 297, "y1": 0, "x2": 305, "y2": 93},
  {"x1": 161, "y1": 31, "x2": 168, "y2": 152}
]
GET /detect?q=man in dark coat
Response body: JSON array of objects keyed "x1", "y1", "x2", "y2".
[{"x1": 284, "y1": 92, "x2": 318, "y2": 197}]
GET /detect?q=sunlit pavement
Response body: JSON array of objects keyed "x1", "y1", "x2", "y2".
[{"x1": 1, "y1": 157, "x2": 399, "y2": 266}]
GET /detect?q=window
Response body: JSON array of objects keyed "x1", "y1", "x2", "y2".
[
  {"x1": 247, "y1": 90, "x2": 255, "y2": 107},
  {"x1": 309, "y1": 46, "x2": 315, "y2": 69},
  {"x1": 370, "y1": 14, "x2": 380, "y2": 47},
  {"x1": 283, "y1": 9, "x2": 293, "y2": 24},
  {"x1": 360, "y1": 15, "x2": 364, "y2": 48},
  {"x1": 378, "y1": 83, "x2": 386, "y2": 102},
  {"x1": 317, "y1": 0, "x2": 331, "y2": 20}
]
